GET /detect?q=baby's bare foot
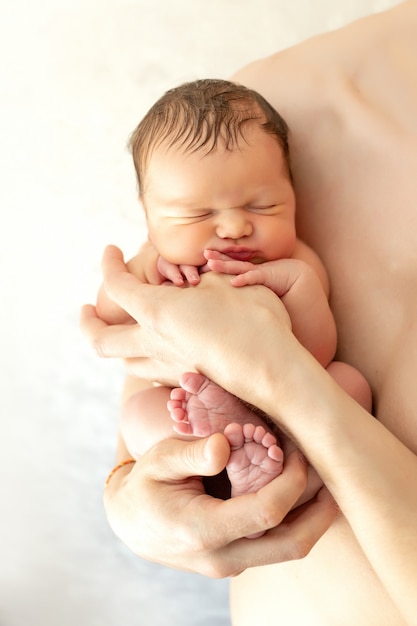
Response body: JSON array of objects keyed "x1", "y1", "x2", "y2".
[
  {"x1": 225, "y1": 422, "x2": 284, "y2": 538},
  {"x1": 168, "y1": 373, "x2": 284, "y2": 527},
  {"x1": 224, "y1": 422, "x2": 284, "y2": 497},
  {"x1": 168, "y1": 372, "x2": 264, "y2": 437}
]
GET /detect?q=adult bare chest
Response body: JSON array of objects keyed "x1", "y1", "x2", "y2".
[{"x1": 295, "y1": 119, "x2": 417, "y2": 453}]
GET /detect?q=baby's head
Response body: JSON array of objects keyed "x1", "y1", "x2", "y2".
[
  {"x1": 129, "y1": 78, "x2": 290, "y2": 195},
  {"x1": 129, "y1": 79, "x2": 296, "y2": 267}
]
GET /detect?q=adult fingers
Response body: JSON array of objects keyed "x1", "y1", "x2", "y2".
[
  {"x1": 80, "y1": 303, "x2": 143, "y2": 359},
  {"x1": 205, "y1": 450, "x2": 309, "y2": 545},
  {"x1": 178, "y1": 451, "x2": 334, "y2": 578},
  {"x1": 101, "y1": 245, "x2": 154, "y2": 317},
  {"x1": 80, "y1": 304, "x2": 182, "y2": 383},
  {"x1": 106, "y1": 438, "x2": 337, "y2": 577},
  {"x1": 144, "y1": 434, "x2": 231, "y2": 482},
  {"x1": 139, "y1": 442, "x2": 314, "y2": 577},
  {"x1": 217, "y1": 486, "x2": 339, "y2": 576},
  {"x1": 143, "y1": 440, "x2": 309, "y2": 546}
]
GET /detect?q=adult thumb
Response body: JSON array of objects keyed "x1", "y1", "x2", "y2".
[{"x1": 149, "y1": 433, "x2": 230, "y2": 481}]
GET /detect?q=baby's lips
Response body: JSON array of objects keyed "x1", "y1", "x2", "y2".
[
  {"x1": 219, "y1": 249, "x2": 254, "y2": 261},
  {"x1": 204, "y1": 248, "x2": 254, "y2": 261}
]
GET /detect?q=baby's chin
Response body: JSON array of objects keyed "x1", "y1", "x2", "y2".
[{"x1": 250, "y1": 256, "x2": 267, "y2": 264}]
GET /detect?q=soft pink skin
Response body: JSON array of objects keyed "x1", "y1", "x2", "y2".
[{"x1": 168, "y1": 372, "x2": 284, "y2": 520}]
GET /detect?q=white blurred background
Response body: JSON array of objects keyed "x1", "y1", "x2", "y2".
[{"x1": 0, "y1": 1, "x2": 399, "y2": 624}]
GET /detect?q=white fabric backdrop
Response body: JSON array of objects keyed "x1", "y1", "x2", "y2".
[{"x1": 0, "y1": 1, "x2": 400, "y2": 624}]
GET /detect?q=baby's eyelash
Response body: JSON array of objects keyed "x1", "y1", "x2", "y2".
[
  {"x1": 247, "y1": 205, "x2": 276, "y2": 211},
  {"x1": 179, "y1": 212, "x2": 212, "y2": 222}
]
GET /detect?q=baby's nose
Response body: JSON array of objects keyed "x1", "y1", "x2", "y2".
[{"x1": 216, "y1": 210, "x2": 252, "y2": 239}]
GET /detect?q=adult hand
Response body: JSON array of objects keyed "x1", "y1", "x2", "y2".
[
  {"x1": 104, "y1": 433, "x2": 338, "y2": 576},
  {"x1": 81, "y1": 245, "x2": 292, "y2": 389}
]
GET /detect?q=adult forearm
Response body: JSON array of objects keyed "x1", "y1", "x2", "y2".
[
  {"x1": 320, "y1": 406, "x2": 417, "y2": 624},
  {"x1": 250, "y1": 345, "x2": 417, "y2": 623}
]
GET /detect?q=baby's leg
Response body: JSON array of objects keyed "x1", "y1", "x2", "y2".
[
  {"x1": 168, "y1": 373, "x2": 284, "y2": 499},
  {"x1": 122, "y1": 385, "x2": 192, "y2": 459}
]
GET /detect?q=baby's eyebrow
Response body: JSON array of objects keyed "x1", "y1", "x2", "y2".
[
  {"x1": 152, "y1": 191, "x2": 197, "y2": 206},
  {"x1": 162, "y1": 204, "x2": 212, "y2": 217},
  {"x1": 162, "y1": 200, "x2": 209, "y2": 213}
]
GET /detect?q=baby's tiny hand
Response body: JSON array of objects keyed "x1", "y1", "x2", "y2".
[{"x1": 157, "y1": 256, "x2": 201, "y2": 286}]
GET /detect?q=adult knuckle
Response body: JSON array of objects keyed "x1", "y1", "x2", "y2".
[
  {"x1": 145, "y1": 442, "x2": 167, "y2": 469},
  {"x1": 286, "y1": 531, "x2": 313, "y2": 561},
  {"x1": 91, "y1": 336, "x2": 107, "y2": 358},
  {"x1": 190, "y1": 527, "x2": 222, "y2": 555},
  {"x1": 293, "y1": 466, "x2": 308, "y2": 493},
  {"x1": 183, "y1": 532, "x2": 205, "y2": 554},
  {"x1": 181, "y1": 531, "x2": 229, "y2": 577},
  {"x1": 257, "y1": 499, "x2": 284, "y2": 528},
  {"x1": 198, "y1": 554, "x2": 231, "y2": 579}
]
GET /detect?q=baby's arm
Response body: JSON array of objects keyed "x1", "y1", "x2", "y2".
[{"x1": 205, "y1": 243, "x2": 337, "y2": 368}]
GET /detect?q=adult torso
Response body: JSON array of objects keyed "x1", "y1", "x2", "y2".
[{"x1": 231, "y1": 3, "x2": 417, "y2": 623}]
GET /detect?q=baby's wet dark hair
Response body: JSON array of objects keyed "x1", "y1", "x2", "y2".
[{"x1": 129, "y1": 78, "x2": 290, "y2": 193}]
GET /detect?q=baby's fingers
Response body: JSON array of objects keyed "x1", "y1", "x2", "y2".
[
  {"x1": 204, "y1": 250, "x2": 255, "y2": 275},
  {"x1": 179, "y1": 264, "x2": 201, "y2": 285},
  {"x1": 230, "y1": 269, "x2": 263, "y2": 287},
  {"x1": 157, "y1": 256, "x2": 184, "y2": 285}
]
